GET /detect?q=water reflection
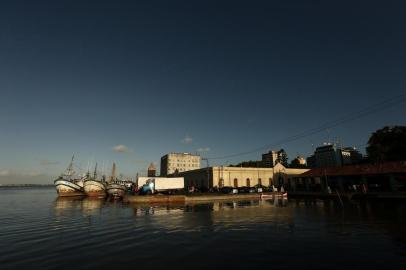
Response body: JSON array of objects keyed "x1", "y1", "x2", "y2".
[
  {"x1": 81, "y1": 197, "x2": 105, "y2": 213},
  {"x1": 54, "y1": 196, "x2": 83, "y2": 211},
  {"x1": 52, "y1": 196, "x2": 406, "y2": 243},
  {"x1": 3, "y1": 189, "x2": 405, "y2": 270},
  {"x1": 54, "y1": 197, "x2": 105, "y2": 212}
]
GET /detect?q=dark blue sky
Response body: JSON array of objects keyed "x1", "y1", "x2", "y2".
[{"x1": 1, "y1": 0, "x2": 405, "y2": 182}]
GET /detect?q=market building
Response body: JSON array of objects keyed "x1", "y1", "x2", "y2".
[{"x1": 176, "y1": 163, "x2": 309, "y2": 190}]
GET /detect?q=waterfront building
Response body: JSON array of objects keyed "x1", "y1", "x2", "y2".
[
  {"x1": 160, "y1": 152, "x2": 201, "y2": 176},
  {"x1": 309, "y1": 144, "x2": 363, "y2": 168},
  {"x1": 291, "y1": 161, "x2": 406, "y2": 193},
  {"x1": 177, "y1": 163, "x2": 308, "y2": 189},
  {"x1": 341, "y1": 147, "x2": 363, "y2": 165},
  {"x1": 306, "y1": 155, "x2": 316, "y2": 168},
  {"x1": 314, "y1": 143, "x2": 343, "y2": 168}
]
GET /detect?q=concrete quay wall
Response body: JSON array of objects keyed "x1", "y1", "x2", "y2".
[{"x1": 123, "y1": 193, "x2": 281, "y2": 204}]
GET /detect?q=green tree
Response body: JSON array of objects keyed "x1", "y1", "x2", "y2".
[
  {"x1": 366, "y1": 126, "x2": 406, "y2": 162},
  {"x1": 233, "y1": 160, "x2": 263, "y2": 167},
  {"x1": 276, "y1": 149, "x2": 289, "y2": 167},
  {"x1": 290, "y1": 157, "x2": 307, "y2": 168}
]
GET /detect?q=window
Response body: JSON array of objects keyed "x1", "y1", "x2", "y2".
[
  {"x1": 234, "y1": 178, "x2": 238, "y2": 188},
  {"x1": 258, "y1": 178, "x2": 262, "y2": 186},
  {"x1": 219, "y1": 178, "x2": 224, "y2": 188},
  {"x1": 246, "y1": 178, "x2": 250, "y2": 187}
]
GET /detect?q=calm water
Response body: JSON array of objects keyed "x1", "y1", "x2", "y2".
[{"x1": 0, "y1": 187, "x2": 405, "y2": 270}]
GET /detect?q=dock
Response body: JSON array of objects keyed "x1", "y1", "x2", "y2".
[
  {"x1": 123, "y1": 191, "x2": 406, "y2": 203},
  {"x1": 123, "y1": 192, "x2": 284, "y2": 204}
]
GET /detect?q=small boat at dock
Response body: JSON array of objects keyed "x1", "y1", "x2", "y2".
[
  {"x1": 260, "y1": 192, "x2": 288, "y2": 200},
  {"x1": 106, "y1": 163, "x2": 131, "y2": 198},
  {"x1": 106, "y1": 182, "x2": 127, "y2": 198},
  {"x1": 83, "y1": 163, "x2": 107, "y2": 198},
  {"x1": 54, "y1": 156, "x2": 85, "y2": 197}
]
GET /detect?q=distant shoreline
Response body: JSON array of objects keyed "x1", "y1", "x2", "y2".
[{"x1": 0, "y1": 184, "x2": 53, "y2": 188}]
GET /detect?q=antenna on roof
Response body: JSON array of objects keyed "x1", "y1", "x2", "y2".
[{"x1": 326, "y1": 129, "x2": 331, "y2": 144}]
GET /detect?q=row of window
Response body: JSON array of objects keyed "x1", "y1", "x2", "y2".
[
  {"x1": 168, "y1": 165, "x2": 199, "y2": 169},
  {"x1": 170, "y1": 159, "x2": 200, "y2": 163},
  {"x1": 217, "y1": 178, "x2": 273, "y2": 188},
  {"x1": 168, "y1": 163, "x2": 199, "y2": 166}
]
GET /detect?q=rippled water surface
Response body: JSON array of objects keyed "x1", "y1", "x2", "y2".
[{"x1": 0, "y1": 187, "x2": 405, "y2": 270}]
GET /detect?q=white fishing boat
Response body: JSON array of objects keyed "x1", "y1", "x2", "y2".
[
  {"x1": 54, "y1": 156, "x2": 85, "y2": 197},
  {"x1": 106, "y1": 163, "x2": 129, "y2": 198},
  {"x1": 83, "y1": 163, "x2": 107, "y2": 198},
  {"x1": 106, "y1": 182, "x2": 127, "y2": 198}
]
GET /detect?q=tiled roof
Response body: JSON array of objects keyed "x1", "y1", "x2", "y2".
[{"x1": 297, "y1": 161, "x2": 406, "y2": 177}]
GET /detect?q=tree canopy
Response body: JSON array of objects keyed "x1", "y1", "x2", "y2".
[
  {"x1": 366, "y1": 126, "x2": 406, "y2": 162},
  {"x1": 290, "y1": 158, "x2": 307, "y2": 168},
  {"x1": 275, "y1": 149, "x2": 289, "y2": 167},
  {"x1": 230, "y1": 160, "x2": 263, "y2": 167}
]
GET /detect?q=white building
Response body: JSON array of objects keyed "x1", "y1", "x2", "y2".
[{"x1": 160, "y1": 152, "x2": 201, "y2": 176}]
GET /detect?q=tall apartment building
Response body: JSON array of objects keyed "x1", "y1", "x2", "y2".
[
  {"x1": 341, "y1": 147, "x2": 363, "y2": 165},
  {"x1": 160, "y1": 153, "x2": 201, "y2": 176},
  {"x1": 314, "y1": 144, "x2": 343, "y2": 168},
  {"x1": 262, "y1": 150, "x2": 279, "y2": 167},
  {"x1": 308, "y1": 144, "x2": 363, "y2": 168}
]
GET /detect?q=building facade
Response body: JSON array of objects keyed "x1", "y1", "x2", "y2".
[
  {"x1": 160, "y1": 153, "x2": 201, "y2": 176},
  {"x1": 292, "y1": 161, "x2": 406, "y2": 193},
  {"x1": 147, "y1": 163, "x2": 156, "y2": 177},
  {"x1": 178, "y1": 163, "x2": 309, "y2": 189},
  {"x1": 314, "y1": 144, "x2": 343, "y2": 167},
  {"x1": 308, "y1": 144, "x2": 364, "y2": 168},
  {"x1": 341, "y1": 147, "x2": 363, "y2": 165},
  {"x1": 262, "y1": 150, "x2": 279, "y2": 167}
]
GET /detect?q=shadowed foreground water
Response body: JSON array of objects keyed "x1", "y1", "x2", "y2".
[{"x1": 0, "y1": 187, "x2": 405, "y2": 270}]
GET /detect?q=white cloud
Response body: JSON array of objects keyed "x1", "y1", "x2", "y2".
[
  {"x1": 181, "y1": 135, "x2": 193, "y2": 144},
  {"x1": 197, "y1": 147, "x2": 210, "y2": 153},
  {"x1": 112, "y1": 144, "x2": 130, "y2": 153},
  {"x1": 0, "y1": 170, "x2": 11, "y2": 176}
]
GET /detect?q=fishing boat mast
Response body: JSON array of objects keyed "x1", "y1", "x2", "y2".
[
  {"x1": 93, "y1": 163, "x2": 98, "y2": 180},
  {"x1": 63, "y1": 155, "x2": 75, "y2": 177}
]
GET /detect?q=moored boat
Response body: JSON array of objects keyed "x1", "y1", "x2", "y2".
[
  {"x1": 55, "y1": 178, "x2": 85, "y2": 196},
  {"x1": 83, "y1": 163, "x2": 107, "y2": 198},
  {"x1": 106, "y1": 182, "x2": 127, "y2": 198},
  {"x1": 260, "y1": 192, "x2": 288, "y2": 200},
  {"x1": 105, "y1": 163, "x2": 131, "y2": 198},
  {"x1": 83, "y1": 179, "x2": 107, "y2": 197},
  {"x1": 54, "y1": 155, "x2": 85, "y2": 197}
]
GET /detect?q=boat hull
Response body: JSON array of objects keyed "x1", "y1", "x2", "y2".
[
  {"x1": 106, "y1": 183, "x2": 127, "y2": 198},
  {"x1": 84, "y1": 180, "x2": 106, "y2": 197},
  {"x1": 54, "y1": 179, "x2": 85, "y2": 196}
]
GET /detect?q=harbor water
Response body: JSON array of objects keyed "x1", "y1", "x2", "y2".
[{"x1": 0, "y1": 187, "x2": 405, "y2": 270}]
